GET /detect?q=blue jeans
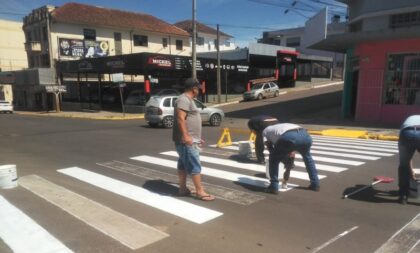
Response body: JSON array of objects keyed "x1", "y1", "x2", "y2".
[
  {"x1": 268, "y1": 129, "x2": 319, "y2": 190},
  {"x1": 398, "y1": 128, "x2": 420, "y2": 197},
  {"x1": 175, "y1": 143, "x2": 202, "y2": 175}
]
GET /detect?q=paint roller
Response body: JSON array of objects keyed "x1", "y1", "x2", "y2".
[{"x1": 343, "y1": 176, "x2": 395, "y2": 199}]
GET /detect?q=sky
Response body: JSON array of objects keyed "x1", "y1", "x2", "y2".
[{"x1": 0, "y1": 0, "x2": 347, "y2": 47}]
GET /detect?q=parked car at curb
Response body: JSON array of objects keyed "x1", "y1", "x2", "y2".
[
  {"x1": 243, "y1": 82, "x2": 280, "y2": 101},
  {"x1": 0, "y1": 101, "x2": 13, "y2": 113},
  {"x1": 145, "y1": 95, "x2": 224, "y2": 128}
]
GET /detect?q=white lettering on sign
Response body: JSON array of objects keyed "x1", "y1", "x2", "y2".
[{"x1": 148, "y1": 57, "x2": 172, "y2": 68}]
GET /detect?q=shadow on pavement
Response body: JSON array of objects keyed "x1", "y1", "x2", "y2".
[{"x1": 340, "y1": 185, "x2": 420, "y2": 205}]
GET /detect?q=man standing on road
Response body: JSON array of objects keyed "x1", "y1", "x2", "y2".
[
  {"x1": 397, "y1": 115, "x2": 420, "y2": 205},
  {"x1": 263, "y1": 123, "x2": 320, "y2": 193},
  {"x1": 173, "y1": 78, "x2": 215, "y2": 201},
  {"x1": 248, "y1": 115, "x2": 296, "y2": 188}
]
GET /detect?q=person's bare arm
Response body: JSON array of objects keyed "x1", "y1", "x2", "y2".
[{"x1": 176, "y1": 108, "x2": 193, "y2": 145}]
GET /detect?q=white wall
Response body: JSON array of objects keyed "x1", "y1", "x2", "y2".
[
  {"x1": 50, "y1": 22, "x2": 191, "y2": 61},
  {"x1": 0, "y1": 19, "x2": 28, "y2": 71},
  {"x1": 193, "y1": 32, "x2": 235, "y2": 53}
]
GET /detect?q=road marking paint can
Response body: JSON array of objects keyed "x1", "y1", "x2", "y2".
[{"x1": 0, "y1": 164, "x2": 18, "y2": 189}]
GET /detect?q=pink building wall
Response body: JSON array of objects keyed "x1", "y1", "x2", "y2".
[{"x1": 355, "y1": 38, "x2": 420, "y2": 125}]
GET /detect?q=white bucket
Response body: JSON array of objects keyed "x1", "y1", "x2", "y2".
[
  {"x1": 0, "y1": 164, "x2": 18, "y2": 189},
  {"x1": 238, "y1": 141, "x2": 253, "y2": 158},
  {"x1": 265, "y1": 159, "x2": 284, "y2": 180}
]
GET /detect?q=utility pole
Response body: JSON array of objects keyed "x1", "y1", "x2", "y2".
[
  {"x1": 192, "y1": 0, "x2": 197, "y2": 79},
  {"x1": 216, "y1": 24, "x2": 221, "y2": 103}
]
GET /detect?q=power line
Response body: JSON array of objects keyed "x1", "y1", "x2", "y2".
[{"x1": 248, "y1": 0, "x2": 346, "y2": 15}]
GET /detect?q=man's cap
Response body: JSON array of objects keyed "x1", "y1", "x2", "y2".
[{"x1": 184, "y1": 78, "x2": 202, "y2": 89}]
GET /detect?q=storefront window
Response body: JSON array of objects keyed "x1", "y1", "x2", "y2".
[{"x1": 385, "y1": 52, "x2": 420, "y2": 105}]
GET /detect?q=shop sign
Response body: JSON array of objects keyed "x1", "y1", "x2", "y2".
[
  {"x1": 59, "y1": 38, "x2": 109, "y2": 58},
  {"x1": 106, "y1": 60, "x2": 125, "y2": 69},
  {"x1": 112, "y1": 73, "x2": 124, "y2": 83},
  {"x1": 147, "y1": 56, "x2": 173, "y2": 68},
  {"x1": 45, "y1": 85, "x2": 67, "y2": 93}
]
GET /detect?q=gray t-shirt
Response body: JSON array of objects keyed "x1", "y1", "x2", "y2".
[{"x1": 172, "y1": 94, "x2": 202, "y2": 144}]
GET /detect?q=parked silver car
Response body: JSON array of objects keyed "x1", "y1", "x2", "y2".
[
  {"x1": 0, "y1": 100, "x2": 13, "y2": 113},
  {"x1": 145, "y1": 96, "x2": 224, "y2": 128},
  {"x1": 243, "y1": 82, "x2": 280, "y2": 101}
]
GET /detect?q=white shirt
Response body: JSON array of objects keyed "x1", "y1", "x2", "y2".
[{"x1": 262, "y1": 123, "x2": 301, "y2": 143}]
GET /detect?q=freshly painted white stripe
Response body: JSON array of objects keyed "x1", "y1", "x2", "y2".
[
  {"x1": 311, "y1": 226, "x2": 359, "y2": 253},
  {"x1": 224, "y1": 145, "x2": 365, "y2": 165},
  {"x1": 160, "y1": 151, "x2": 326, "y2": 181},
  {"x1": 310, "y1": 149, "x2": 380, "y2": 160},
  {"x1": 130, "y1": 155, "x2": 298, "y2": 192},
  {"x1": 295, "y1": 154, "x2": 364, "y2": 166},
  {"x1": 311, "y1": 145, "x2": 395, "y2": 157},
  {"x1": 221, "y1": 146, "x2": 348, "y2": 172},
  {"x1": 312, "y1": 142, "x2": 399, "y2": 153},
  {"x1": 313, "y1": 139, "x2": 398, "y2": 149},
  {"x1": 311, "y1": 135, "x2": 398, "y2": 145},
  {"x1": 293, "y1": 161, "x2": 347, "y2": 173},
  {"x1": 19, "y1": 175, "x2": 169, "y2": 250},
  {"x1": 57, "y1": 167, "x2": 222, "y2": 224},
  {"x1": 0, "y1": 195, "x2": 73, "y2": 253}
]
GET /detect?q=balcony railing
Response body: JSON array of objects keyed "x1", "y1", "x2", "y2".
[{"x1": 25, "y1": 41, "x2": 41, "y2": 52}]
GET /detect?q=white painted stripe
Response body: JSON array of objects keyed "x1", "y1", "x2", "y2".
[
  {"x1": 312, "y1": 142, "x2": 399, "y2": 153},
  {"x1": 313, "y1": 139, "x2": 398, "y2": 149},
  {"x1": 407, "y1": 240, "x2": 420, "y2": 253},
  {"x1": 160, "y1": 151, "x2": 327, "y2": 181},
  {"x1": 311, "y1": 135, "x2": 398, "y2": 145},
  {"x1": 0, "y1": 195, "x2": 73, "y2": 253},
  {"x1": 313, "y1": 81, "x2": 344, "y2": 89},
  {"x1": 19, "y1": 175, "x2": 169, "y2": 250},
  {"x1": 57, "y1": 167, "x2": 222, "y2": 224},
  {"x1": 311, "y1": 145, "x2": 395, "y2": 157},
  {"x1": 130, "y1": 155, "x2": 298, "y2": 192},
  {"x1": 223, "y1": 146, "x2": 356, "y2": 169},
  {"x1": 97, "y1": 160, "x2": 265, "y2": 206},
  {"x1": 311, "y1": 226, "x2": 359, "y2": 253},
  {"x1": 310, "y1": 150, "x2": 380, "y2": 160},
  {"x1": 293, "y1": 161, "x2": 347, "y2": 173}
]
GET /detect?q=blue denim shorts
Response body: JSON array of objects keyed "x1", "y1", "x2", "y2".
[{"x1": 175, "y1": 143, "x2": 202, "y2": 175}]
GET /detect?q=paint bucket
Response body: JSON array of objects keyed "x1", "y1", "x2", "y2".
[
  {"x1": 238, "y1": 141, "x2": 252, "y2": 158},
  {"x1": 0, "y1": 164, "x2": 18, "y2": 189},
  {"x1": 409, "y1": 168, "x2": 420, "y2": 199}
]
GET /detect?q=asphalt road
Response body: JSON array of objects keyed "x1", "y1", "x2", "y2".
[{"x1": 0, "y1": 86, "x2": 419, "y2": 253}]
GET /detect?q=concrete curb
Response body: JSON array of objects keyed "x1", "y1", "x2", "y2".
[{"x1": 15, "y1": 111, "x2": 144, "y2": 121}]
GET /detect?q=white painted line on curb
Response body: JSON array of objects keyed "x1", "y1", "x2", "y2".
[
  {"x1": 19, "y1": 175, "x2": 169, "y2": 250},
  {"x1": 0, "y1": 195, "x2": 74, "y2": 253},
  {"x1": 57, "y1": 167, "x2": 223, "y2": 224},
  {"x1": 130, "y1": 155, "x2": 298, "y2": 192},
  {"x1": 313, "y1": 81, "x2": 344, "y2": 89},
  {"x1": 374, "y1": 213, "x2": 420, "y2": 253}
]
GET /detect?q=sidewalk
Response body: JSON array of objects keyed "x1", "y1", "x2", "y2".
[{"x1": 16, "y1": 110, "x2": 144, "y2": 120}]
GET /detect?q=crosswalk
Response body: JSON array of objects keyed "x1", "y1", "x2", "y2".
[{"x1": 0, "y1": 135, "x2": 398, "y2": 252}]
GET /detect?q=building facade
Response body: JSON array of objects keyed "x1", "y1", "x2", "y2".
[
  {"x1": 259, "y1": 20, "x2": 346, "y2": 79},
  {"x1": 312, "y1": 0, "x2": 420, "y2": 125},
  {"x1": 174, "y1": 20, "x2": 236, "y2": 53},
  {"x1": 23, "y1": 2, "x2": 191, "y2": 69},
  {"x1": 0, "y1": 19, "x2": 28, "y2": 71}
]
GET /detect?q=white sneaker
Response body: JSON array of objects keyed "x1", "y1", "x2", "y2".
[{"x1": 281, "y1": 180, "x2": 288, "y2": 189}]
